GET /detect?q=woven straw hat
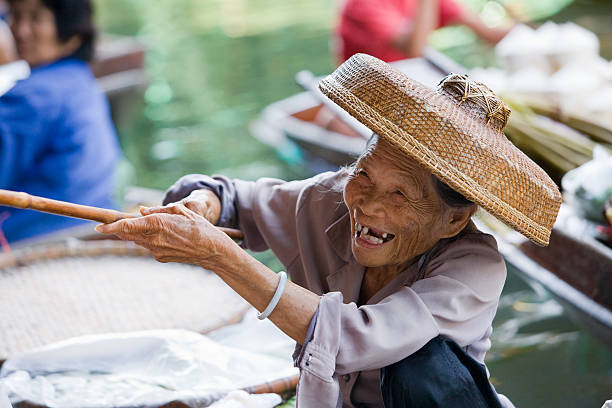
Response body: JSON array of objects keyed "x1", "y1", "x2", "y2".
[{"x1": 319, "y1": 53, "x2": 562, "y2": 246}]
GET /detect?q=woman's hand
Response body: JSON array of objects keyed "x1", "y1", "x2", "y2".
[
  {"x1": 96, "y1": 204, "x2": 236, "y2": 271},
  {"x1": 173, "y1": 188, "x2": 222, "y2": 225}
]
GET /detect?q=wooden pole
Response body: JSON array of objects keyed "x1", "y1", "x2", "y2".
[{"x1": 0, "y1": 189, "x2": 244, "y2": 240}]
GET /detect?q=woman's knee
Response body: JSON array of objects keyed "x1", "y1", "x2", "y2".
[{"x1": 380, "y1": 336, "x2": 500, "y2": 408}]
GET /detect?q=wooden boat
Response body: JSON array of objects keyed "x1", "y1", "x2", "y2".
[
  {"x1": 516, "y1": 229, "x2": 612, "y2": 347},
  {"x1": 250, "y1": 48, "x2": 465, "y2": 170},
  {"x1": 250, "y1": 54, "x2": 612, "y2": 348},
  {"x1": 92, "y1": 34, "x2": 148, "y2": 128},
  {"x1": 250, "y1": 90, "x2": 367, "y2": 168},
  {"x1": 475, "y1": 212, "x2": 612, "y2": 348}
]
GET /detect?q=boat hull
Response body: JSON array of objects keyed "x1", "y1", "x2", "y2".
[{"x1": 494, "y1": 226, "x2": 612, "y2": 348}]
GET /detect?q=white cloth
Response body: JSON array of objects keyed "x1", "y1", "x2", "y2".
[
  {"x1": 208, "y1": 390, "x2": 281, "y2": 408},
  {"x1": 0, "y1": 383, "x2": 12, "y2": 408},
  {"x1": 0, "y1": 319, "x2": 297, "y2": 408}
]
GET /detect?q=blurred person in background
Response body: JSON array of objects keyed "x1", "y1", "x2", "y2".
[
  {"x1": 0, "y1": 0, "x2": 120, "y2": 243},
  {"x1": 336, "y1": 0, "x2": 511, "y2": 63}
]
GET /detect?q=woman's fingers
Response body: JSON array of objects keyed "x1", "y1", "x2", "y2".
[
  {"x1": 96, "y1": 214, "x2": 162, "y2": 237},
  {"x1": 184, "y1": 189, "x2": 221, "y2": 223},
  {"x1": 147, "y1": 189, "x2": 219, "y2": 223},
  {"x1": 142, "y1": 204, "x2": 205, "y2": 223},
  {"x1": 96, "y1": 208, "x2": 230, "y2": 269},
  {"x1": 140, "y1": 206, "x2": 159, "y2": 215},
  {"x1": 183, "y1": 200, "x2": 207, "y2": 216},
  {"x1": 141, "y1": 204, "x2": 189, "y2": 216},
  {"x1": 96, "y1": 218, "x2": 130, "y2": 235}
]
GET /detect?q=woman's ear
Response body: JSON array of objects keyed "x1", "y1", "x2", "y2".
[{"x1": 440, "y1": 204, "x2": 477, "y2": 239}]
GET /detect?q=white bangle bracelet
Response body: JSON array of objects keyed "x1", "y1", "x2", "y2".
[{"x1": 258, "y1": 271, "x2": 287, "y2": 320}]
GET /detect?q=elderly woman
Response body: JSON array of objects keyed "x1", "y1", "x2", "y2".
[
  {"x1": 0, "y1": 0, "x2": 119, "y2": 242},
  {"x1": 98, "y1": 54, "x2": 561, "y2": 407}
]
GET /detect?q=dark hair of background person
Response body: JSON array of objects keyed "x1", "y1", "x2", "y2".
[{"x1": 8, "y1": 0, "x2": 96, "y2": 61}]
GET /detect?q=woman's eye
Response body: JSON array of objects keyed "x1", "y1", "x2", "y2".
[
  {"x1": 357, "y1": 170, "x2": 368, "y2": 178},
  {"x1": 395, "y1": 190, "x2": 407, "y2": 199}
]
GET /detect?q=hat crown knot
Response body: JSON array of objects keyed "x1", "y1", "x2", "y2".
[{"x1": 437, "y1": 74, "x2": 510, "y2": 133}]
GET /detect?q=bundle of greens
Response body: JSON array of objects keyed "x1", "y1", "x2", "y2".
[{"x1": 501, "y1": 93, "x2": 612, "y2": 184}]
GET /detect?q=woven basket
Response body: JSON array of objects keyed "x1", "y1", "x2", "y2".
[{"x1": 0, "y1": 240, "x2": 251, "y2": 361}]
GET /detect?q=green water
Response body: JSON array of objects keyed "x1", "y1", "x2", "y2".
[
  {"x1": 96, "y1": 0, "x2": 335, "y2": 188},
  {"x1": 94, "y1": 1, "x2": 612, "y2": 406},
  {"x1": 487, "y1": 265, "x2": 612, "y2": 406}
]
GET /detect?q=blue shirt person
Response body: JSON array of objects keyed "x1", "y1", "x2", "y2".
[
  {"x1": 0, "y1": 58, "x2": 120, "y2": 242},
  {"x1": 0, "y1": 0, "x2": 120, "y2": 242}
]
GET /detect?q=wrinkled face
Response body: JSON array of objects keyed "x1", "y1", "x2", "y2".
[
  {"x1": 344, "y1": 139, "x2": 452, "y2": 269},
  {"x1": 8, "y1": 0, "x2": 76, "y2": 67}
]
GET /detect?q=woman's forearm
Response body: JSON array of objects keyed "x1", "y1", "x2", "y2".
[
  {"x1": 97, "y1": 203, "x2": 319, "y2": 345},
  {"x1": 393, "y1": 0, "x2": 439, "y2": 57},
  {"x1": 208, "y1": 244, "x2": 320, "y2": 345}
]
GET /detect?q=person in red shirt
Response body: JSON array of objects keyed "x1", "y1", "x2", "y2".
[{"x1": 337, "y1": 0, "x2": 510, "y2": 63}]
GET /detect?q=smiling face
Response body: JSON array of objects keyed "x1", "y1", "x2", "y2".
[
  {"x1": 344, "y1": 136, "x2": 466, "y2": 270},
  {"x1": 8, "y1": 0, "x2": 80, "y2": 67}
]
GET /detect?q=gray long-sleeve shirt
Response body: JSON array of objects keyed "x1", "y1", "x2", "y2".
[{"x1": 164, "y1": 170, "x2": 513, "y2": 408}]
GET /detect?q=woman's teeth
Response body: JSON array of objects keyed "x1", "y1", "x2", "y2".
[
  {"x1": 355, "y1": 222, "x2": 395, "y2": 244},
  {"x1": 364, "y1": 234, "x2": 383, "y2": 244}
]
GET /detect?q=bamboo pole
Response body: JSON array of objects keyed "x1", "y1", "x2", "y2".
[
  {"x1": 242, "y1": 374, "x2": 299, "y2": 395},
  {"x1": 0, "y1": 189, "x2": 244, "y2": 240}
]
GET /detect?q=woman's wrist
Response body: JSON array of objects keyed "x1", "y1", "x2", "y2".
[{"x1": 199, "y1": 232, "x2": 244, "y2": 273}]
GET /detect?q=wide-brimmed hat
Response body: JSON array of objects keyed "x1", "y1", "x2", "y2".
[{"x1": 319, "y1": 53, "x2": 562, "y2": 246}]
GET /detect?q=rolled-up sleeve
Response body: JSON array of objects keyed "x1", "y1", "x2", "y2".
[
  {"x1": 295, "y1": 234, "x2": 506, "y2": 380},
  {"x1": 296, "y1": 289, "x2": 439, "y2": 378}
]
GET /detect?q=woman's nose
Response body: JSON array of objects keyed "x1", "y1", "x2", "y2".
[{"x1": 357, "y1": 189, "x2": 386, "y2": 217}]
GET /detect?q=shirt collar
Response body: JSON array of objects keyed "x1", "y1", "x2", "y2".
[{"x1": 325, "y1": 210, "x2": 353, "y2": 263}]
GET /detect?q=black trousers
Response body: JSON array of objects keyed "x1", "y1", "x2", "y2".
[{"x1": 380, "y1": 336, "x2": 503, "y2": 408}]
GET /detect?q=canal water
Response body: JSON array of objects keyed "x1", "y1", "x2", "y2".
[{"x1": 94, "y1": 0, "x2": 612, "y2": 406}]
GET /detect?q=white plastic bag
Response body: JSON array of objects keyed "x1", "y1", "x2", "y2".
[
  {"x1": 0, "y1": 311, "x2": 298, "y2": 408},
  {"x1": 0, "y1": 383, "x2": 12, "y2": 408},
  {"x1": 562, "y1": 145, "x2": 612, "y2": 221},
  {"x1": 208, "y1": 390, "x2": 281, "y2": 408}
]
